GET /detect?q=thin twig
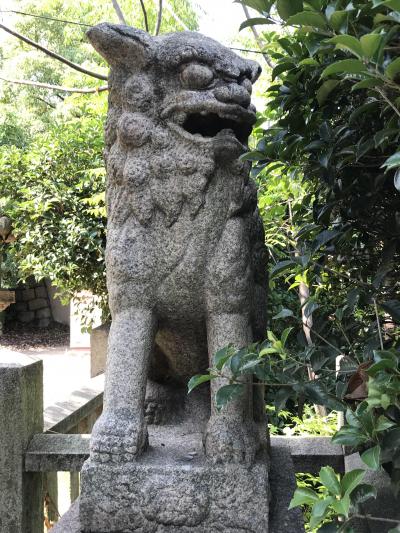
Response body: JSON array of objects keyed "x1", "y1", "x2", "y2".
[
  {"x1": 138, "y1": 0, "x2": 149, "y2": 32},
  {"x1": 155, "y1": 0, "x2": 163, "y2": 35},
  {"x1": 351, "y1": 514, "x2": 400, "y2": 525},
  {"x1": 376, "y1": 87, "x2": 400, "y2": 119},
  {"x1": 0, "y1": 76, "x2": 108, "y2": 94},
  {"x1": 373, "y1": 298, "x2": 384, "y2": 350},
  {"x1": 0, "y1": 23, "x2": 107, "y2": 81},
  {"x1": 241, "y1": 4, "x2": 274, "y2": 68},
  {"x1": 111, "y1": 0, "x2": 127, "y2": 25}
]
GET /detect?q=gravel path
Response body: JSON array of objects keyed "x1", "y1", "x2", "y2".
[{"x1": 0, "y1": 322, "x2": 69, "y2": 351}]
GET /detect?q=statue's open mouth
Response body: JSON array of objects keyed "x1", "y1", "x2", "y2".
[
  {"x1": 181, "y1": 112, "x2": 253, "y2": 145},
  {"x1": 162, "y1": 101, "x2": 256, "y2": 147}
]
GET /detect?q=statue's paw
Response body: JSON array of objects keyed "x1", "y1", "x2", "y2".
[
  {"x1": 204, "y1": 416, "x2": 259, "y2": 465},
  {"x1": 90, "y1": 411, "x2": 148, "y2": 463}
]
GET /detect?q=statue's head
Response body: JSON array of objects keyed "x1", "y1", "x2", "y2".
[{"x1": 87, "y1": 24, "x2": 261, "y2": 154}]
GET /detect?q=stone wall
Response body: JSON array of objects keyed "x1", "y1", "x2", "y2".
[{"x1": 6, "y1": 276, "x2": 53, "y2": 328}]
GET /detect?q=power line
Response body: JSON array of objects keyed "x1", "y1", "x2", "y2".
[
  {"x1": 0, "y1": 10, "x2": 92, "y2": 27},
  {"x1": 0, "y1": 9, "x2": 266, "y2": 55}
]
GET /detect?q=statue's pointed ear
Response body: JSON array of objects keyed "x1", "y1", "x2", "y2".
[{"x1": 87, "y1": 23, "x2": 154, "y2": 68}]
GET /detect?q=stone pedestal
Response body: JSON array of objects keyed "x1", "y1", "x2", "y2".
[{"x1": 79, "y1": 427, "x2": 270, "y2": 533}]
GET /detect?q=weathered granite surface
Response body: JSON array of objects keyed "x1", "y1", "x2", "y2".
[
  {"x1": 0, "y1": 356, "x2": 43, "y2": 533},
  {"x1": 86, "y1": 22, "x2": 268, "y2": 466},
  {"x1": 52, "y1": 445, "x2": 305, "y2": 533},
  {"x1": 81, "y1": 23, "x2": 270, "y2": 531}
]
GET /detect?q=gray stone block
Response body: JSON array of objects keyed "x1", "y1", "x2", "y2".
[
  {"x1": 25, "y1": 434, "x2": 91, "y2": 472},
  {"x1": 271, "y1": 436, "x2": 344, "y2": 474},
  {"x1": 90, "y1": 323, "x2": 110, "y2": 377},
  {"x1": 345, "y1": 453, "x2": 400, "y2": 532},
  {"x1": 269, "y1": 446, "x2": 305, "y2": 533},
  {"x1": 18, "y1": 310, "x2": 35, "y2": 323},
  {"x1": 0, "y1": 356, "x2": 43, "y2": 532},
  {"x1": 36, "y1": 307, "x2": 51, "y2": 319},
  {"x1": 80, "y1": 427, "x2": 270, "y2": 532},
  {"x1": 38, "y1": 317, "x2": 51, "y2": 328},
  {"x1": 28, "y1": 297, "x2": 48, "y2": 311},
  {"x1": 14, "y1": 301, "x2": 28, "y2": 312},
  {"x1": 21, "y1": 288, "x2": 35, "y2": 301},
  {"x1": 35, "y1": 285, "x2": 48, "y2": 299}
]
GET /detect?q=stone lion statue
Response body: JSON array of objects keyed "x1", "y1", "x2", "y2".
[{"x1": 87, "y1": 23, "x2": 268, "y2": 466}]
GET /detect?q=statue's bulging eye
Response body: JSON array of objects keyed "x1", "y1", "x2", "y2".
[{"x1": 180, "y1": 64, "x2": 214, "y2": 89}]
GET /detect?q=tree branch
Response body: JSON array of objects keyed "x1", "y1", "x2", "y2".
[
  {"x1": 241, "y1": 4, "x2": 274, "y2": 68},
  {"x1": 139, "y1": 0, "x2": 149, "y2": 32},
  {"x1": 155, "y1": 0, "x2": 163, "y2": 35},
  {"x1": 0, "y1": 76, "x2": 108, "y2": 94},
  {"x1": 0, "y1": 23, "x2": 108, "y2": 81},
  {"x1": 163, "y1": 0, "x2": 189, "y2": 30},
  {"x1": 111, "y1": 0, "x2": 127, "y2": 25}
]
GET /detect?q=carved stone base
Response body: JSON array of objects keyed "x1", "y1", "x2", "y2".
[{"x1": 79, "y1": 428, "x2": 270, "y2": 532}]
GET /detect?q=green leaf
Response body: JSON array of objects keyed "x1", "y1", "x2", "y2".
[
  {"x1": 273, "y1": 308, "x2": 294, "y2": 319},
  {"x1": 319, "y1": 466, "x2": 342, "y2": 496},
  {"x1": 317, "y1": 80, "x2": 340, "y2": 105},
  {"x1": 328, "y1": 35, "x2": 362, "y2": 58},
  {"x1": 328, "y1": 10, "x2": 349, "y2": 32},
  {"x1": 234, "y1": 0, "x2": 268, "y2": 13},
  {"x1": 286, "y1": 11, "x2": 327, "y2": 29},
  {"x1": 351, "y1": 77, "x2": 384, "y2": 91},
  {"x1": 332, "y1": 427, "x2": 368, "y2": 446},
  {"x1": 367, "y1": 358, "x2": 397, "y2": 376},
  {"x1": 289, "y1": 486, "x2": 320, "y2": 509},
  {"x1": 345, "y1": 409, "x2": 362, "y2": 428},
  {"x1": 361, "y1": 445, "x2": 381, "y2": 470},
  {"x1": 386, "y1": 58, "x2": 400, "y2": 80},
  {"x1": 350, "y1": 483, "x2": 377, "y2": 505},
  {"x1": 341, "y1": 469, "x2": 365, "y2": 496},
  {"x1": 270, "y1": 259, "x2": 297, "y2": 278},
  {"x1": 360, "y1": 33, "x2": 383, "y2": 60},
  {"x1": 375, "y1": 415, "x2": 396, "y2": 432},
  {"x1": 281, "y1": 327, "x2": 293, "y2": 346},
  {"x1": 382, "y1": 153, "x2": 400, "y2": 172},
  {"x1": 215, "y1": 384, "x2": 244, "y2": 410},
  {"x1": 239, "y1": 17, "x2": 272, "y2": 31},
  {"x1": 309, "y1": 497, "x2": 334, "y2": 530},
  {"x1": 331, "y1": 495, "x2": 350, "y2": 517},
  {"x1": 214, "y1": 345, "x2": 234, "y2": 370},
  {"x1": 276, "y1": 0, "x2": 303, "y2": 21},
  {"x1": 187, "y1": 374, "x2": 215, "y2": 393},
  {"x1": 321, "y1": 59, "x2": 367, "y2": 78},
  {"x1": 395, "y1": 169, "x2": 400, "y2": 192},
  {"x1": 380, "y1": 299, "x2": 400, "y2": 323},
  {"x1": 303, "y1": 300, "x2": 319, "y2": 319}
]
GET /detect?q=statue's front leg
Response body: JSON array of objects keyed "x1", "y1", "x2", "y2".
[
  {"x1": 204, "y1": 313, "x2": 259, "y2": 465},
  {"x1": 91, "y1": 307, "x2": 156, "y2": 463}
]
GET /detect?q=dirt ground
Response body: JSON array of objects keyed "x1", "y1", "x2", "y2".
[{"x1": 0, "y1": 322, "x2": 69, "y2": 350}]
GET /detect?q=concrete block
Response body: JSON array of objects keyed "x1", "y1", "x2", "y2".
[
  {"x1": 0, "y1": 356, "x2": 43, "y2": 533},
  {"x1": 90, "y1": 323, "x2": 110, "y2": 377},
  {"x1": 35, "y1": 286, "x2": 48, "y2": 299},
  {"x1": 38, "y1": 318, "x2": 51, "y2": 328},
  {"x1": 28, "y1": 297, "x2": 48, "y2": 311}
]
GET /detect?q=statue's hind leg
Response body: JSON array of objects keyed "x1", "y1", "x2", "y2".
[{"x1": 90, "y1": 307, "x2": 157, "y2": 463}]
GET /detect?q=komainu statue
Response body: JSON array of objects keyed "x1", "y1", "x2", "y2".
[{"x1": 80, "y1": 23, "x2": 271, "y2": 533}]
